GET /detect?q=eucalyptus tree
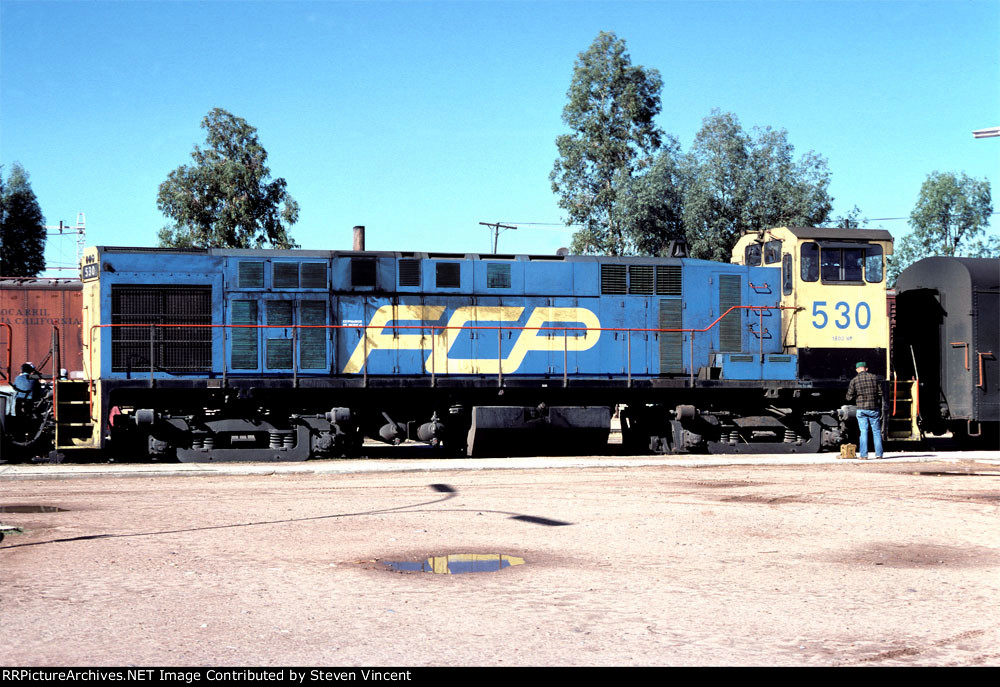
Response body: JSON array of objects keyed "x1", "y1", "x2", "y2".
[
  {"x1": 158, "y1": 108, "x2": 299, "y2": 249},
  {"x1": 551, "y1": 32, "x2": 664, "y2": 255},
  {"x1": 889, "y1": 171, "x2": 995, "y2": 284},
  {"x1": 682, "y1": 111, "x2": 833, "y2": 261}
]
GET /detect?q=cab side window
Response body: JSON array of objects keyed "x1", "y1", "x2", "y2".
[
  {"x1": 864, "y1": 245, "x2": 883, "y2": 283},
  {"x1": 800, "y1": 243, "x2": 818, "y2": 282},
  {"x1": 782, "y1": 254, "x2": 793, "y2": 295}
]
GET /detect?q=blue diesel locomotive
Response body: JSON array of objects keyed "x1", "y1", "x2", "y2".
[{"x1": 30, "y1": 225, "x2": 898, "y2": 461}]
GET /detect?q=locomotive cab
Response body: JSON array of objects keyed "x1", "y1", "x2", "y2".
[{"x1": 732, "y1": 227, "x2": 894, "y2": 381}]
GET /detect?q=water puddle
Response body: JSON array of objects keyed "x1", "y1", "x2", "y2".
[
  {"x1": 0, "y1": 505, "x2": 68, "y2": 513},
  {"x1": 382, "y1": 553, "x2": 525, "y2": 574},
  {"x1": 917, "y1": 471, "x2": 1000, "y2": 477}
]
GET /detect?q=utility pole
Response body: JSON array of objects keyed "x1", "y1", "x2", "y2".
[{"x1": 479, "y1": 222, "x2": 516, "y2": 253}]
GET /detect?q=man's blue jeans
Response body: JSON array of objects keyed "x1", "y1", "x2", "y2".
[{"x1": 856, "y1": 409, "x2": 883, "y2": 458}]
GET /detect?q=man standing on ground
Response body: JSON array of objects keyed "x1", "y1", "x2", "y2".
[{"x1": 847, "y1": 361, "x2": 883, "y2": 459}]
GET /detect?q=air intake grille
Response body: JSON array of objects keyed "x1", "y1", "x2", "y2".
[
  {"x1": 398, "y1": 259, "x2": 421, "y2": 287},
  {"x1": 719, "y1": 274, "x2": 742, "y2": 353}
]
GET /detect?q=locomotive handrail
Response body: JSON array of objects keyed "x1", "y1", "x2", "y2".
[
  {"x1": 0, "y1": 322, "x2": 10, "y2": 381},
  {"x1": 84, "y1": 304, "x2": 796, "y2": 422}
]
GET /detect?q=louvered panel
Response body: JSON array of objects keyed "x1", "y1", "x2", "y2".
[
  {"x1": 238, "y1": 261, "x2": 264, "y2": 288},
  {"x1": 629, "y1": 265, "x2": 654, "y2": 294},
  {"x1": 273, "y1": 262, "x2": 299, "y2": 289},
  {"x1": 266, "y1": 338, "x2": 293, "y2": 369},
  {"x1": 601, "y1": 265, "x2": 626, "y2": 294},
  {"x1": 266, "y1": 301, "x2": 293, "y2": 326},
  {"x1": 719, "y1": 274, "x2": 742, "y2": 353},
  {"x1": 398, "y1": 259, "x2": 421, "y2": 287},
  {"x1": 230, "y1": 300, "x2": 259, "y2": 370},
  {"x1": 299, "y1": 300, "x2": 327, "y2": 369},
  {"x1": 655, "y1": 266, "x2": 682, "y2": 295},
  {"x1": 658, "y1": 298, "x2": 684, "y2": 374},
  {"x1": 301, "y1": 263, "x2": 327, "y2": 289}
]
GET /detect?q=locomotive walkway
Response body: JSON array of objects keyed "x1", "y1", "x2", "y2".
[{"x1": 2, "y1": 448, "x2": 998, "y2": 481}]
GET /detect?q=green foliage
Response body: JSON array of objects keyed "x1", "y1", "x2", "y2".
[
  {"x1": 0, "y1": 163, "x2": 46, "y2": 277},
  {"x1": 551, "y1": 32, "x2": 664, "y2": 256},
  {"x1": 889, "y1": 171, "x2": 995, "y2": 284},
  {"x1": 831, "y1": 205, "x2": 866, "y2": 229},
  {"x1": 551, "y1": 34, "x2": 835, "y2": 260},
  {"x1": 682, "y1": 111, "x2": 833, "y2": 261},
  {"x1": 620, "y1": 138, "x2": 686, "y2": 256},
  {"x1": 157, "y1": 108, "x2": 299, "y2": 249}
]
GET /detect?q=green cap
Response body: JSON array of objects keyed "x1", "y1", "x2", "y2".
[{"x1": 856, "y1": 362, "x2": 867, "y2": 369}]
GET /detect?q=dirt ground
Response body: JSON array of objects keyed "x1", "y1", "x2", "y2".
[{"x1": 2, "y1": 459, "x2": 999, "y2": 667}]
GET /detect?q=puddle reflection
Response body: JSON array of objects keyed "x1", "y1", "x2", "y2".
[{"x1": 382, "y1": 553, "x2": 525, "y2": 574}]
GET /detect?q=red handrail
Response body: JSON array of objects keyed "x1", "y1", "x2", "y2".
[{"x1": 84, "y1": 304, "x2": 799, "y2": 422}]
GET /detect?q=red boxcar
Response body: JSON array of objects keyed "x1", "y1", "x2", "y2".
[{"x1": 0, "y1": 278, "x2": 83, "y2": 382}]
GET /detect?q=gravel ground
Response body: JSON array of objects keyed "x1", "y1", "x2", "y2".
[{"x1": 2, "y1": 458, "x2": 999, "y2": 666}]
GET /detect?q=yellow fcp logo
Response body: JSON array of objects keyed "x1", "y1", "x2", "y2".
[{"x1": 343, "y1": 305, "x2": 602, "y2": 374}]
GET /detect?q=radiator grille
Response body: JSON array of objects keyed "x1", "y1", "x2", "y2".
[
  {"x1": 629, "y1": 265, "x2": 654, "y2": 294},
  {"x1": 656, "y1": 266, "x2": 682, "y2": 295},
  {"x1": 111, "y1": 285, "x2": 213, "y2": 373},
  {"x1": 601, "y1": 265, "x2": 627, "y2": 294}
]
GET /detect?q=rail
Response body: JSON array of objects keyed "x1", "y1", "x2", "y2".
[{"x1": 84, "y1": 305, "x2": 797, "y2": 422}]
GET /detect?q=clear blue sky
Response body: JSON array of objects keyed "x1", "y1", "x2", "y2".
[{"x1": 2, "y1": 0, "x2": 997, "y2": 275}]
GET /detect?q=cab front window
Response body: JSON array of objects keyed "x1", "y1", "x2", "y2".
[{"x1": 821, "y1": 247, "x2": 863, "y2": 283}]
